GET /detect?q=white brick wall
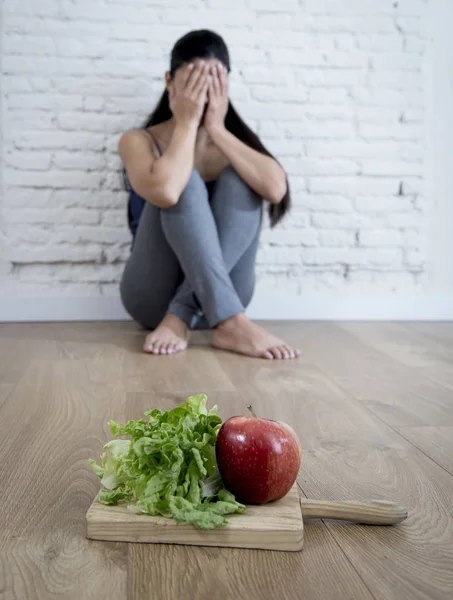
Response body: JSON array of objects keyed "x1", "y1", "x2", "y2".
[{"x1": 0, "y1": 0, "x2": 443, "y2": 312}]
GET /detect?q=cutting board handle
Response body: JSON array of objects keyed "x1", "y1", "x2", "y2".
[{"x1": 300, "y1": 498, "x2": 408, "y2": 525}]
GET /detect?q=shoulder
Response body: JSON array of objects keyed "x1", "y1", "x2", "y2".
[{"x1": 118, "y1": 129, "x2": 160, "y2": 161}]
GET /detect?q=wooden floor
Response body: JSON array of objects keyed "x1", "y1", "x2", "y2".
[{"x1": 0, "y1": 321, "x2": 452, "y2": 600}]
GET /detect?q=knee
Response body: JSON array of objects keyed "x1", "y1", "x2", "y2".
[
  {"x1": 216, "y1": 166, "x2": 262, "y2": 206},
  {"x1": 178, "y1": 169, "x2": 208, "y2": 203}
]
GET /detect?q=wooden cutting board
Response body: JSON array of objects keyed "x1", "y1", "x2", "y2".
[{"x1": 86, "y1": 484, "x2": 304, "y2": 551}]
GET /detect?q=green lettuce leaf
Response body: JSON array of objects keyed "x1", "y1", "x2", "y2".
[{"x1": 90, "y1": 394, "x2": 245, "y2": 529}]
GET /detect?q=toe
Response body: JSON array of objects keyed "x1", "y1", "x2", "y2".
[
  {"x1": 283, "y1": 345, "x2": 295, "y2": 358},
  {"x1": 144, "y1": 341, "x2": 155, "y2": 353},
  {"x1": 152, "y1": 342, "x2": 162, "y2": 354},
  {"x1": 280, "y1": 345, "x2": 290, "y2": 359},
  {"x1": 164, "y1": 343, "x2": 174, "y2": 354},
  {"x1": 271, "y1": 346, "x2": 283, "y2": 359},
  {"x1": 261, "y1": 350, "x2": 274, "y2": 359}
]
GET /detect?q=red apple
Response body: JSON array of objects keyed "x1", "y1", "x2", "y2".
[{"x1": 216, "y1": 409, "x2": 301, "y2": 504}]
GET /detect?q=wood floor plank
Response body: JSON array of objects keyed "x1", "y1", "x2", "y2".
[
  {"x1": 340, "y1": 322, "x2": 453, "y2": 369},
  {"x1": 291, "y1": 322, "x2": 453, "y2": 427},
  {"x1": 0, "y1": 323, "x2": 60, "y2": 385},
  {"x1": 299, "y1": 446, "x2": 453, "y2": 600},
  {"x1": 122, "y1": 343, "x2": 234, "y2": 393},
  {"x1": 0, "y1": 360, "x2": 128, "y2": 600},
  {"x1": 395, "y1": 426, "x2": 453, "y2": 476},
  {"x1": 340, "y1": 321, "x2": 453, "y2": 392},
  {"x1": 0, "y1": 383, "x2": 15, "y2": 410},
  {"x1": 129, "y1": 522, "x2": 374, "y2": 600},
  {"x1": 215, "y1": 350, "x2": 408, "y2": 451},
  {"x1": 54, "y1": 321, "x2": 141, "y2": 361}
]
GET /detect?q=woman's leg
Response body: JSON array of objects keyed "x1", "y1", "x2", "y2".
[
  {"x1": 208, "y1": 167, "x2": 301, "y2": 359},
  {"x1": 166, "y1": 166, "x2": 263, "y2": 329},
  {"x1": 161, "y1": 169, "x2": 245, "y2": 327},
  {"x1": 120, "y1": 202, "x2": 190, "y2": 353}
]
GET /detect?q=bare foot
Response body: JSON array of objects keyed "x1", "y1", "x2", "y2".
[
  {"x1": 213, "y1": 313, "x2": 301, "y2": 360},
  {"x1": 143, "y1": 314, "x2": 189, "y2": 355}
]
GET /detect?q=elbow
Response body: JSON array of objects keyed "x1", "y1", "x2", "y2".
[
  {"x1": 145, "y1": 186, "x2": 179, "y2": 209},
  {"x1": 267, "y1": 179, "x2": 287, "y2": 205},
  {"x1": 158, "y1": 194, "x2": 178, "y2": 209}
]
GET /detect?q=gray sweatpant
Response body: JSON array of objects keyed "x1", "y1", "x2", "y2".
[{"x1": 120, "y1": 166, "x2": 263, "y2": 330}]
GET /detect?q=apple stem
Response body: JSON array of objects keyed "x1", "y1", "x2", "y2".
[{"x1": 247, "y1": 405, "x2": 258, "y2": 418}]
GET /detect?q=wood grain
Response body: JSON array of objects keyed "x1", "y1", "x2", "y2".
[
  {"x1": 300, "y1": 446, "x2": 453, "y2": 600},
  {"x1": 300, "y1": 498, "x2": 407, "y2": 524},
  {"x1": 0, "y1": 360, "x2": 128, "y2": 600},
  {"x1": 1, "y1": 321, "x2": 453, "y2": 600},
  {"x1": 396, "y1": 426, "x2": 453, "y2": 476},
  {"x1": 292, "y1": 322, "x2": 453, "y2": 427},
  {"x1": 128, "y1": 522, "x2": 375, "y2": 600},
  {"x1": 87, "y1": 485, "x2": 303, "y2": 551}
]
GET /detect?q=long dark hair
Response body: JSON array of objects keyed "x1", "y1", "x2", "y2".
[{"x1": 126, "y1": 30, "x2": 291, "y2": 227}]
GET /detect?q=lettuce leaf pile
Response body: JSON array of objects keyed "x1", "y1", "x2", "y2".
[{"x1": 90, "y1": 394, "x2": 245, "y2": 529}]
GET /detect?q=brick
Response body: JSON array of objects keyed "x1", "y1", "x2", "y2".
[
  {"x1": 311, "y1": 213, "x2": 389, "y2": 229},
  {"x1": 360, "y1": 123, "x2": 423, "y2": 140},
  {"x1": 3, "y1": 189, "x2": 52, "y2": 209},
  {"x1": 360, "y1": 161, "x2": 423, "y2": 177},
  {"x1": 355, "y1": 196, "x2": 414, "y2": 213},
  {"x1": 369, "y1": 71, "x2": 422, "y2": 90},
  {"x1": 301, "y1": 158, "x2": 359, "y2": 176},
  {"x1": 5, "y1": 151, "x2": 52, "y2": 171},
  {"x1": 84, "y1": 97, "x2": 105, "y2": 112},
  {"x1": 257, "y1": 248, "x2": 302, "y2": 266},
  {"x1": 8, "y1": 245, "x2": 101, "y2": 264},
  {"x1": 251, "y1": 86, "x2": 308, "y2": 103},
  {"x1": 51, "y1": 190, "x2": 127, "y2": 210},
  {"x1": 6, "y1": 110, "x2": 56, "y2": 131},
  {"x1": 4, "y1": 34, "x2": 55, "y2": 55},
  {"x1": 309, "y1": 177, "x2": 400, "y2": 196},
  {"x1": 3, "y1": 208, "x2": 100, "y2": 225},
  {"x1": 287, "y1": 120, "x2": 356, "y2": 139},
  {"x1": 104, "y1": 245, "x2": 131, "y2": 263},
  {"x1": 371, "y1": 54, "x2": 422, "y2": 71},
  {"x1": 3, "y1": 0, "x2": 61, "y2": 17},
  {"x1": 298, "y1": 68, "x2": 366, "y2": 87},
  {"x1": 261, "y1": 229, "x2": 319, "y2": 247},
  {"x1": 293, "y1": 194, "x2": 354, "y2": 212},
  {"x1": 53, "y1": 151, "x2": 105, "y2": 171},
  {"x1": 395, "y1": 17, "x2": 424, "y2": 34},
  {"x1": 302, "y1": 247, "x2": 403, "y2": 267},
  {"x1": 356, "y1": 34, "x2": 404, "y2": 52},
  {"x1": 6, "y1": 93, "x2": 84, "y2": 111},
  {"x1": 359, "y1": 230, "x2": 404, "y2": 247},
  {"x1": 54, "y1": 226, "x2": 129, "y2": 245},
  {"x1": 102, "y1": 211, "x2": 128, "y2": 228},
  {"x1": 402, "y1": 178, "x2": 425, "y2": 195},
  {"x1": 388, "y1": 212, "x2": 424, "y2": 228},
  {"x1": 14, "y1": 131, "x2": 105, "y2": 151},
  {"x1": 308, "y1": 88, "x2": 349, "y2": 104},
  {"x1": 5, "y1": 170, "x2": 104, "y2": 189},
  {"x1": 319, "y1": 230, "x2": 355, "y2": 247}
]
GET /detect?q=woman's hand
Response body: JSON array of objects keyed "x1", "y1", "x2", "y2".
[
  {"x1": 169, "y1": 61, "x2": 209, "y2": 127},
  {"x1": 205, "y1": 63, "x2": 229, "y2": 135}
]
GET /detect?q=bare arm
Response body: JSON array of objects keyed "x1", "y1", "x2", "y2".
[
  {"x1": 118, "y1": 62, "x2": 209, "y2": 209},
  {"x1": 205, "y1": 64, "x2": 287, "y2": 205},
  {"x1": 118, "y1": 123, "x2": 197, "y2": 209},
  {"x1": 209, "y1": 127, "x2": 287, "y2": 204}
]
